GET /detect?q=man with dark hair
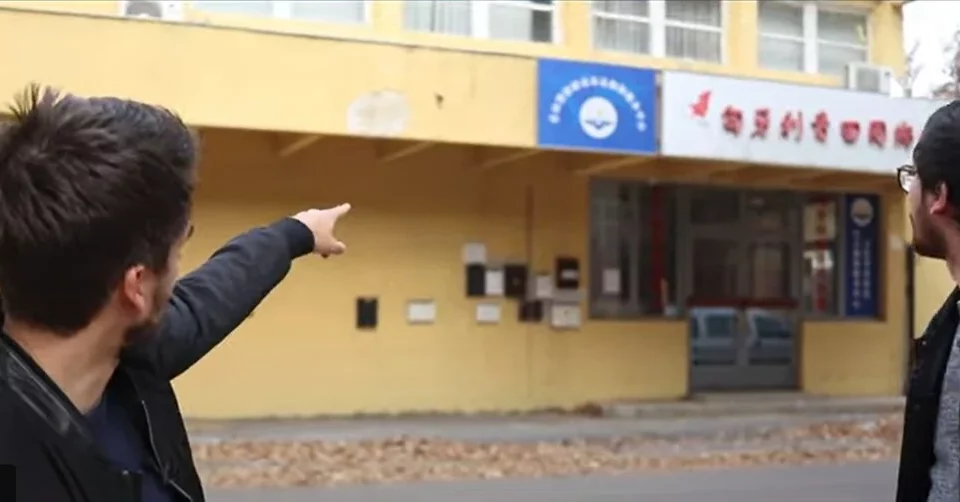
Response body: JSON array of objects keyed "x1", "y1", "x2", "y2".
[
  {"x1": 0, "y1": 85, "x2": 351, "y2": 502},
  {"x1": 898, "y1": 100, "x2": 960, "y2": 502}
]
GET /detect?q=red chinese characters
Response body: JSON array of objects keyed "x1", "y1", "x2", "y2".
[
  {"x1": 811, "y1": 112, "x2": 830, "y2": 143},
  {"x1": 780, "y1": 111, "x2": 803, "y2": 141},
  {"x1": 703, "y1": 95, "x2": 916, "y2": 151},
  {"x1": 840, "y1": 121, "x2": 861, "y2": 145},
  {"x1": 722, "y1": 106, "x2": 744, "y2": 136},
  {"x1": 894, "y1": 122, "x2": 915, "y2": 149},
  {"x1": 751, "y1": 108, "x2": 771, "y2": 139},
  {"x1": 868, "y1": 120, "x2": 887, "y2": 148}
]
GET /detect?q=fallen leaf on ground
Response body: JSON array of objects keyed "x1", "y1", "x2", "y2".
[{"x1": 193, "y1": 413, "x2": 903, "y2": 488}]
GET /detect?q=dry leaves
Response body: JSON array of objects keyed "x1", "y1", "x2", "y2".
[{"x1": 193, "y1": 413, "x2": 903, "y2": 488}]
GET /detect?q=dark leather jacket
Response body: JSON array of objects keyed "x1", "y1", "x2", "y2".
[
  {"x1": 0, "y1": 218, "x2": 315, "y2": 502},
  {"x1": 898, "y1": 287, "x2": 960, "y2": 502}
]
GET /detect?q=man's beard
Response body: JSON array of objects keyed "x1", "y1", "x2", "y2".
[
  {"x1": 911, "y1": 215, "x2": 947, "y2": 259},
  {"x1": 123, "y1": 317, "x2": 161, "y2": 346},
  {"x1": 122, "y1": 288, "x2": 168, "y2": 346}
]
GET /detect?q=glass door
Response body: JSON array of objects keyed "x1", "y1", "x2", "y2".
[{"x1": 682, "y1": 188, "x2": 800, "y2": 392}]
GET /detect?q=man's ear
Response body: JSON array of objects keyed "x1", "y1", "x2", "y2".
[
  {"x1": 929, "y1": 182, "x2": 952, "y2": 216},
  {"x1": 120, "y1": 265, "x2": 149, "y2": 316}
]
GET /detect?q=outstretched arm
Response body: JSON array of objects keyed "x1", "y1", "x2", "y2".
[{"x1": 129, "y1": 218, "x2": 315, "y2": 380}]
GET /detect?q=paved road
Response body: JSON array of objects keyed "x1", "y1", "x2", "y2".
[{"x1": 208, "y1": 461, "x2": 897, "y2": 502}]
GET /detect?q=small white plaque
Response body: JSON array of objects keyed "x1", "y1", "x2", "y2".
[
  {"x1": 534, "y1": 274, "x2": 553, "y2": 300},
  {"x1": 485, "y1": 268, "x2": 505, "y2": 297},
  {"x1": 476, "y1": 303, "x2": 501, "y2": 324},
  {"x1": 406, "y1": 299, "x2": 436, "y2": 324},
  {"x1": 602, "y1": 268, "x2": 621, "y2": 295},
  {"x1": 462, "y1": 242, "x2": 487, "y2": 264},
  {"x1": 549, "y1": 303, "x2": 581, "y2": 329}
]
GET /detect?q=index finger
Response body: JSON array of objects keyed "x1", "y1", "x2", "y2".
[{"x1": 333, "y1": 203, "x2": 351, "y2": 217}]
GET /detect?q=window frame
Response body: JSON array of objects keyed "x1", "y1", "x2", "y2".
[
  {"x1": 800, "y1": 193, "x2": 844, "y2": 320},
  {"x1": 592, "y1": 184, "x2": 881, "y2": 323},
  {"x1": 757, "y1": 0, "x2": 871, "y2": 75},
  {"x1": 190, "y1": 0, "x2": 372, "y2": 25},
  {"x1": 807, "y1": 192, "x2": 885, "y2": 321},
  {"x1": 404, "y1": 0, "x2": 561, "y2": 44},
  {"x1": 589, "y1": 0, "x2": 728, "y2": 65},
  {"x1": 588, "y1": 179, "x2": 679, "y2": 320}
]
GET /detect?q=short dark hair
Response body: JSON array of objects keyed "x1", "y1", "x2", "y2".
[
  {"x1": 915, "y1": 100, "x2": 960, "y2": 211},
  {"x1": 0, "y1": 84, "x2": 197, "y2": 334}
]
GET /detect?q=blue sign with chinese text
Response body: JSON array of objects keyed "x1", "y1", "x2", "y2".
[
  {"x1": 537, "y1": 59, "x2": 657, "y2": 155},
  {"x1": 843, "y1": 194, "x2": 880, "y2": 318}
]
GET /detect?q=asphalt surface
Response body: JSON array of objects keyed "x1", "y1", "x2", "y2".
[
  {"x1": 189, "y1": 412, "x2": 890, "y2": 444},
  {"x1": 208, "y1": 460, "x2": 898, "y2": 502}
]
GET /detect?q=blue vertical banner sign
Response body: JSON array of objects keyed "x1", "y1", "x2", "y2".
[
  {"x1": 536, "y1": 59, "x2": 658, "y2": 155},
  {"x1": 843, "y1": 193, "x2": 880, "y2": 317}
]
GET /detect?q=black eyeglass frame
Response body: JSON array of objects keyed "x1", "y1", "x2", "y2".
[{"x1": 897, "y1": 164, "x2": 917, "y2": 193}]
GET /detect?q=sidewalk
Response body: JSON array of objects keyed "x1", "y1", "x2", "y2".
[
  {"x1": 600, "y1": 393, "x2": 904, "y2": 419},
  {"x1": 186, "y1": 394, "x2": 905, "y2": 444}
]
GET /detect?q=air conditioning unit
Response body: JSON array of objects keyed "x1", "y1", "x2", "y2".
[
  {"x1": 845, "y1": 62, "x2": 895, "y2": 95},
  {"x1": 119, "y1": 0, "x2": 183, "y2": 21}
]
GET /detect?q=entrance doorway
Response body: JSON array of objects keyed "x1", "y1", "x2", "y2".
[{"x1": 681, "y1": 187, "x2": 800, "y2": 392}]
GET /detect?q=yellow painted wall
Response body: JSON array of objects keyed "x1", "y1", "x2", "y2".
[
  {"x1": 172, "y1": 130, "x2": 687, "y2": 418},
  {"x1": 914, "y1": 258, "x2": 953, "y2": 337},
  {"x1": 0, "y1": 8, "x2": 535, "y2": 147},
  {"x1": 170, "y1": 130, "x2": 907, "y2": 418}
]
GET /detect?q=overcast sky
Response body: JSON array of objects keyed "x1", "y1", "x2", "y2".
[{"x1": 903, "y1": 0, "x2": 960, "y2": 95}]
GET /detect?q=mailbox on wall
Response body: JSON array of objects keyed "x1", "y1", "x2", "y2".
[{"x1": 555, "y1": 256, "x2": 580, "y2": 290}]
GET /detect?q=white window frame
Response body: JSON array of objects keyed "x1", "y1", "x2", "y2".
[
  {"x1": 407, "y1": 0, "x2": 560, "y2": 43},
  {"x1": 474, "y1": 0, "x2": 559, "y2": 43},
  {"x1": 758, "y1": 1, "x2": 870, "y2": 75},
  {"x1": 191, "y1": 0, "x2": 372, "y2": 24},
  {"x1": 756, "y1": 1, "x2": 807, "y2": 72},
  {"x1": 590, "y1": 0, "x2": 727, "y2": 64}
]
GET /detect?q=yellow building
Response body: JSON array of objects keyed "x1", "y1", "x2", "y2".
[{"x1": 0, "y1": 0, "x2": 938, "y2": 418}]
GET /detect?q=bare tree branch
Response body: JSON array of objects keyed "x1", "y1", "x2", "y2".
[
  {"x1": 900, "y1": 39, "x2": 922, "y2": 97},
  {"x1": 932, "y1": 27, "x2": 960, "y2": 99}
]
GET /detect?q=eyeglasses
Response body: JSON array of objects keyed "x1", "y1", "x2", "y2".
[{"x1": 897, "y1": 164, "x2": 917, "y2": 193}]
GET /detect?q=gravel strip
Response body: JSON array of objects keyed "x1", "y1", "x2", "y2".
[{"x1": 193, "y1": 413, "x2": 903, "y2": 488}]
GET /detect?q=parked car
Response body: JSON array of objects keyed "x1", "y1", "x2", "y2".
[{"x1": 690, "y1": 307, "x2": 793, "y2": 366}]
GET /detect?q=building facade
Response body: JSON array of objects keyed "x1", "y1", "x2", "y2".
[{"x1": 0, "y1": 0, "x2": 937, "y2": 418}]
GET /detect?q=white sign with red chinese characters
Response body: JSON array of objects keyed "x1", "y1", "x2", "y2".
[
  {"x1": 660, "y1": 71, "x2": 949, "y2": 173},
  {"x1": 802, "y1": 201, "x2": 837, "y2": 243}
]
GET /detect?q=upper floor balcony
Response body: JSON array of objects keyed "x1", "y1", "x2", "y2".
[{"x1": 3, "y1": 0, "x2": 906, "y2": 88}]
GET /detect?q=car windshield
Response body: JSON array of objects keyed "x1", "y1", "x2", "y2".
[
  {"x1": 754, "y1": 316, "x2": 790, "y2": 339},
  {"x1": 704, "y1": 314, "x2": 736, "y2": 339}
]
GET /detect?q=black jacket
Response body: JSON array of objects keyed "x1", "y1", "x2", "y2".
[
  {"x1": 0, "y1": 218, "x2": 315, "y2": 502},
  {"x1": 898, "y1": 287, "x2": 960, "y2": 502}
]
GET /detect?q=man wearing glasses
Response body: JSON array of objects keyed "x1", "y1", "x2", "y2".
[{"x1": 897, "y1": 101, "x2": 960, "y2": 502}]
